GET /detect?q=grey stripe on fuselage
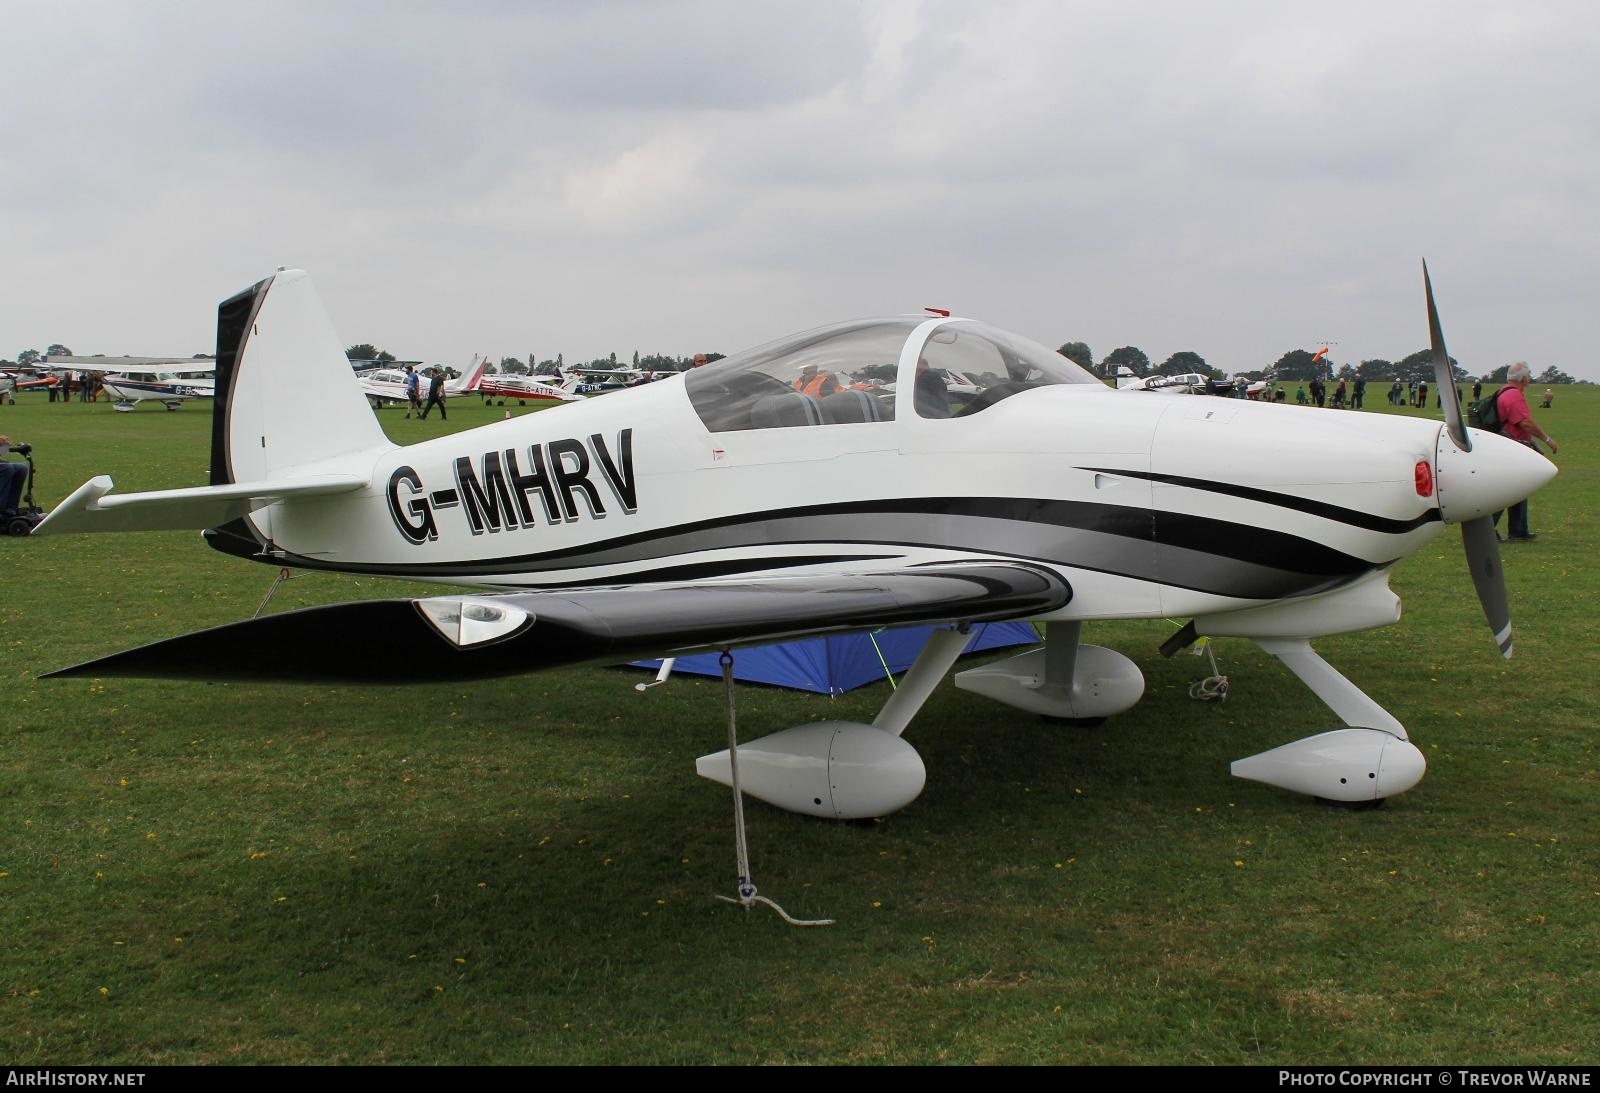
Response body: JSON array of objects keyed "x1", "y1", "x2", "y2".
[{"x1": 219, "y1": 498, "x2": 1382, "y2": 600}]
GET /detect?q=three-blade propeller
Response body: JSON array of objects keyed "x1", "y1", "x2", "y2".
[{"x1": 1424, "y1": 260, "x2": 1513, "y2": 659}]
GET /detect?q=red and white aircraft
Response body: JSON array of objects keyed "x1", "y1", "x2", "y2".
[
  {"x1": 35, "y1": 267, "x2": 1553, "y2": 819},
  {"x1": 476, "y1": 371, "x2": 585, "y2": 404}
]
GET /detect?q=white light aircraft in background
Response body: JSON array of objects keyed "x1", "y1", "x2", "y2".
[
  {"x1": 359, "y1": 355, "x2": 487, "y2": 408},
  {"x1": 1116, "y1": 369, "x2": 1215, "y2": 394},
  {"x1": 34, "y1": 266, "x2": 1554, "y2": 819},
  {"x1": 47, "y1": 356, "x2": 217, "y2": 411}
]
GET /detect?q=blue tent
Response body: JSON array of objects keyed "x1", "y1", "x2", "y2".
[{"x1": 632, "y1": 622, "x2": 1039, "y2": 695}]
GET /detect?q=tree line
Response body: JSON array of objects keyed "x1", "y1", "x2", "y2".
[{"x1": 1055, "y1": 341, "x2": 1580, "y2": 386}]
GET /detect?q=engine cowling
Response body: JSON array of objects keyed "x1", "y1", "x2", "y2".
[{"x1": 696, "y1": 721, "x2": 926, "y2": 819}]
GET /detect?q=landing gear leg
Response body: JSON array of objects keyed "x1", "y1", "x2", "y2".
[
  {"x1": 1230, "y1": 639, "x2": 1425, "y2": 802},
  {"x1": 695, "y1": 625, "x2": 976, "y2": 819},
  {"x1": 954, "y1": 621, "x2": 1145, "y2": 720}
]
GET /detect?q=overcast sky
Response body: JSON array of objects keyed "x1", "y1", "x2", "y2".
[{"x1": 4, "y1": 1, "x2": 1596, "y2": 379}]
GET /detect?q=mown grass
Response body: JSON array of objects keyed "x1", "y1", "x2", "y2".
[{"x1": 2, "y1": 386, "x2": 1595, "y2": 1064}]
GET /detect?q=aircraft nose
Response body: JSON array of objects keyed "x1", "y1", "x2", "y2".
[{"x1": 1434, "y1": 428, "x2": 1558, "y2": 524}]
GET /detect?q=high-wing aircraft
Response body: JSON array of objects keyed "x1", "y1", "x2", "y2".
[
  {"x1": 35, "y1": 267, "x2": 1555, "y2": 819},
  {"x1": 359, "y1": 355, "x2": 488, "y2": 407},
  {"x1": 47, "y1": 356, "x2": 216, "y2": 411}
]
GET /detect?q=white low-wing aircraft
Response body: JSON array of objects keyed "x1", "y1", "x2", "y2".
[
  {"x1": 476, "y1": 371, "x2": 586, "y2": 404},
  {"x1": 359, "y1": 355, "x2": 488, "y2": 407},
  {"x1": 36, "y1": 267, "x2": 1554, "y2": 819}
]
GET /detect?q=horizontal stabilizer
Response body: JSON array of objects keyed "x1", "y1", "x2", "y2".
[
  {"x1": 34, "y1": 474, "x2": 366, "y2": 535},
  {"x1": 48, "y1": 562, "x2": 1070, "y2": 684}
]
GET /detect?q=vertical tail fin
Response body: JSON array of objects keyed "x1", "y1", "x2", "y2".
[
  {"x1": 446, "y1": 353, "x2": 489, "y2": 395},
  {"x1": 210, "y1": 269, "x2": 392, "y2": 486}
]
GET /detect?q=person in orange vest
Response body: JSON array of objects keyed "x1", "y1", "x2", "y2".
[{"x1": 793, "y1": 363, "x2": 839, "y2": 398}]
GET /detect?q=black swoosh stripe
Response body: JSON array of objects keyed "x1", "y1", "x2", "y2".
[
  {"x1": 1080, "y1": 467, "x2": 1441, "y2": 534},
  {"x1": 208, "y1": 497, "x2": 1382, "y2": 601}
]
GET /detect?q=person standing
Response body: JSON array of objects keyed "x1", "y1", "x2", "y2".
[
  {"x1": 419, "y1": 368, "x2": 447, "y2": 420},
  {"x1": 1353, "y1": 375, "x2": 1366, "y2": 409},
  {"x1": 1472, "y1": 379, "x2": 1483, "y2": 402},
  {"x1": 403, "y1": 365, "x2": 420, "y2": 418},
  {"x1": 1493, "y1": 361, "x2": 1559, "y2": 542}
]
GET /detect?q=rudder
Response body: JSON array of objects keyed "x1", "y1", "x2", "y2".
[{"x1": 210, "y1": 269, "x2": 392, "y2": 486}]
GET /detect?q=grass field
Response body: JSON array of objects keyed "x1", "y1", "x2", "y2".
[{"x1": 2, "y1": 385, "x2": 1596, "y2": 1064}]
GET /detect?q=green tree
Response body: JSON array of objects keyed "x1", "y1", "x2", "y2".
[
  {"x1": 1535, "y1": 365, "x2": 1574, "y2": 385},
  {"x1": 1389, "y1": 350, "x2": 1466, "y2": 385},
  {"x1": 500, "y1": 355, "x2": 527, "y2": 374},
  {"x1": 1336, "y1": 363, "x2": 1357, "y2": 381},
  {"x1": 1270, "y1": 349, "x2": 1323, "y2": 381},
  {"x1": 1102, "y1": 346, "x2": 1149, "y2": 378},
  {"x1": 1482, "y1": 363, "x2": 1510, "y2": 384},
  {"x1": 1057, "y1": 341, "x2": 1093, "y2": 369},
  {"x1": 1357, "y1": 358, "x2": 1393, "y2": 379},
  {"x1": 16, "y1": 349, "x2": 41, "y2": 367},
  {"x1": 46, "y1": 343, "x2": 72, "y2": 358},
  {"x1": 345, "y1": 344, "x2": 395, "y2": 365}
]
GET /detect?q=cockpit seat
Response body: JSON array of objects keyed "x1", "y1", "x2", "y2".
[
  {"x1": 750, "y1": 391, "x2": 822, "y2": 429},
  {"x1": 818, "y1": 389, "x2": 886, "y2": 424}
]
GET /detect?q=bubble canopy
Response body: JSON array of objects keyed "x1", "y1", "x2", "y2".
[{"x1": 685, "y1": 317, "x2": 1099, "y2": 432}]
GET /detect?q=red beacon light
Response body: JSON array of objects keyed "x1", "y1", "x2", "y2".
[
  {"x1": 924, "y1": 307, "x2": 951, "y2": 317},
  {"x1": 1414, "y1": 460, "x2": 1434, "y2": 497}
]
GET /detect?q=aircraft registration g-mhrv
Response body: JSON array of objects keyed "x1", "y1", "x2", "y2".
[{"x1": 36, "y1": 266, "x2": 1555, "y2": 820}]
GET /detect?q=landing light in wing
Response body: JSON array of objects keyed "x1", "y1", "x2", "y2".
[{"x1": 417, "y1": 597, "x2": 533, "y2": 647}]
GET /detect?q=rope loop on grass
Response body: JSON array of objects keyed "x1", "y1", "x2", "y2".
[{"x1": 1189, "y1": 640, "x2": 1229, "y2": 702}]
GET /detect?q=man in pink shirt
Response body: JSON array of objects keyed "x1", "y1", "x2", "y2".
[{"x1": 1494, "y1": 361, "x2": 1559, "y2": 541}]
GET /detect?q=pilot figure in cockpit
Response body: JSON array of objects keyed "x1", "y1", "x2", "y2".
[{"x1": 912, "y1": 357, "x2": 949, "y2": 418}]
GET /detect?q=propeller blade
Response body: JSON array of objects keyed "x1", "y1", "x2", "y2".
[
  {"x1": 1423, "y1": 260, "x2": 1470, "y2": 452},
  {"x1": 1462, "y1": 515, "x2": 1513, "y2": 659}
]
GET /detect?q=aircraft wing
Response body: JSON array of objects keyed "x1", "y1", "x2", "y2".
[
  {"x1": 47, "y1": 562, "x2": 1068, "y2": 684},
  {"x1": 34, "y1": 474, "x2": 367, "y2": 535},
  {"x1": 48, "y1": 356, "x2": 215, "y2": 371}
]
